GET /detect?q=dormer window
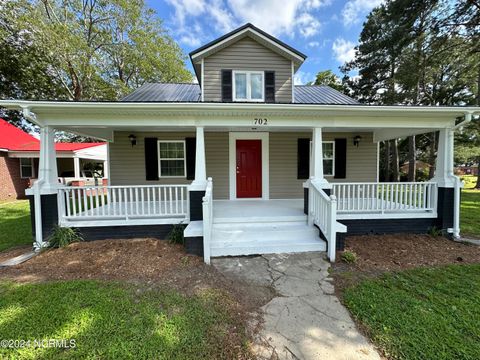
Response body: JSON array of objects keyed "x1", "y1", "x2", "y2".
[{"x1": 233, "y1": 71, "x2": 264, "y2": 102}]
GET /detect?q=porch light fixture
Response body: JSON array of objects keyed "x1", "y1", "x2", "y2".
[
  {"x1": 353, "y1": 135, "x2": 362, "y2": 147},
  {"x1": 128, "y1": 134, "x2": 137, "y2": 147}
]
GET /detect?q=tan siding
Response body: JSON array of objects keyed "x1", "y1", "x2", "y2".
[
  {"x1": 203, "y1": 37, "x2": 292, "y2": 102},
  {"x1": 269, "y1": 132, "x2": 378, "y2": 199},
  {"x1": 110, "y1": 131, "x2": 377, "y2": 201},
  {"x1": 110, "y1": 131, "x2": 229, "y2": 199}
]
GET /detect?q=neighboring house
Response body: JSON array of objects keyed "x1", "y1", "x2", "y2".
[
  {"x1": 455, "y1": 165, "x2": 478, "y2": 176},
  {"x1": 0, "y1": 119, "x2": 107, "y2": 201},
  {"x1": 1, "y1": 24, "x2": 479, "y2": 263}
]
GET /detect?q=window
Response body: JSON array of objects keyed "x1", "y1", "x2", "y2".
[
  {"x1": 158, "y1": 141, "x2": 186, "y2": 177},
  {"x1": 322, "y1": 142, "x2": 335, "y2": 176},
  {"x1": 308, "y1": 141, "x2": 335, "y2": 177},
  {"x1": 20, "y1": 158, "x2": 33, "y2": 178},
  {"x1": 233, "y1": 71, "x2": 264, "y2": 101}
]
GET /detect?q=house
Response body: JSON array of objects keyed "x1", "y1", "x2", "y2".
[
  {"x1": 1, "y1": 23, "x2": 478, "y2": 263},
  {"x1": 0, "y1": 119, "x2": 107, "y2": 201}
]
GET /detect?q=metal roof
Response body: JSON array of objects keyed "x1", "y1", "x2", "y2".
[
  {"x1": 121, "y1": 83, "x2": 359, "y2": 105},
  {"x1": 121, "y1": 83, "x2": 201, "y2": 102},
  {"x1": 294, "y1": 86, "x2": 359, "y2": 105}
]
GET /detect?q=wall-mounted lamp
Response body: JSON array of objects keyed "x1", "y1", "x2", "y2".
[
  {"x1": 128, "y1": 134, "x2": 137, "y2": 147},
  {"x1": 353, "y1": 135, "x2": 362, "y2": 147}
]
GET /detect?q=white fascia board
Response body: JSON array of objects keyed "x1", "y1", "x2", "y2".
[
  {"x1": 8, "y1": 151, "x2": 75, "y2": 158},
  {"x1": 1, "y1": 99, "x2": 478, "y2": 115},
  {"x1": 190, "y1": 27, "x2": 305, "y2": 64},
  {"x1": 373, "y1": 128, "x2": 436, "y2": 142}
]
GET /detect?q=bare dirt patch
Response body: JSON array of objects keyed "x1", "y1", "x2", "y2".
[
  {"x1": 0, "y1": 239, "x2": 273, "y2": 311},
  {"x1": 332, "y1": 234, "x2": 480, "y2": 295}
]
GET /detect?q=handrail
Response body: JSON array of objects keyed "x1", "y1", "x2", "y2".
[
  {"x1": 331, "y1": 181, "x2": 438, "y2": 214},
  {"x1": 58, "y1": 184, "x2": 189, "y2": 222},
  {"x1": 308, "y1": 179, "x2": 337, "y2": 262},
  {"x1": 202, "y1": 178, "x2": 213, "y2": 264}
]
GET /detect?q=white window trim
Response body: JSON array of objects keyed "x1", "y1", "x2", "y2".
[
  {"x1": 310, "y1": 141, "x2": 335, "y2": 177},
  {"x1": 229, "y1": 132, "x2": 269, "y2": 200},
  {"x1": 232, "y1": 70, "x2": 265, "y2": 102},
  {"x1": 322, "y1": 141, "x2": 335, "y2": 177},
  {"x1": 157, "y1": 140, "x2": 187, "y2": 178},
  {"x1": 20, "y1": 158, "x2": 34, "y2": 179}
]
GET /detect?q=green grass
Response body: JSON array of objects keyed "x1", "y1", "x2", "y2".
[
  {"x1": 461, "y1": 190, "x2": 480, "y2": 238},
  {"x1": 344, "y1": 264, "x2": 480, "y2": 360},
  {"x1": 0, "y1": 201, "x2": 32, "y2": 252},
  {"x1": 0, "y1": 280, "x2": 248, "y2": 360}
]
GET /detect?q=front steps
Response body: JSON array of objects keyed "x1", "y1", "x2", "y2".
[{"x1": 210, "y1": 219, "x2": 326, "y2": 257}]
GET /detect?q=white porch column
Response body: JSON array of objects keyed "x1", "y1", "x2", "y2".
[
  {"x1": 190, "y1": 126, "x2": 207, "y2": 190},
  {"x1": 37, "y1": 126, "x2": 59, "y2": 192},
  {"x1": 74, "y1": 157, "x2": 81, "y2": 178},
  {"x1": 311, "y1": 127, "x2": 330, "y2": 187},
  {"x1": 433, "y1": 128, "x2": 456, "y2": 187}
]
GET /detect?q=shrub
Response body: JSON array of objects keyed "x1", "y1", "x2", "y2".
[
  {"x1": 48, "y1": 226, "x2": 83, "y2": 248},
  {"x1": 428, "y1": 226, "x2": 443, "y2": 237},
  {"x1": 341, "y1": 251, "x2": 357, "y2": 264},
  {"x1": 167, "y1": 224, "x2": 186, "y2": 245}
]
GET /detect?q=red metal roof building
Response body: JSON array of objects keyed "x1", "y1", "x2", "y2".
[{"x1": 0, "y1": 119, "x2": 107, "y2": 201}]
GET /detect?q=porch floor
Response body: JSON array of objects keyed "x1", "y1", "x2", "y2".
[{"x1": 213, "y1": 199, "x2": 306, "y2": 223}]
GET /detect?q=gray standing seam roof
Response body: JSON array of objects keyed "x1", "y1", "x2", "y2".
[
  {"x1": 121, "y1": 83, "x2": 201, "y2": 102},
  {"x1": 121, "y1": 83, "x2": 359, "y2": 105}
]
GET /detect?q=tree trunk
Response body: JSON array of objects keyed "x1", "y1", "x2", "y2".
[
  {"x1": 391, "y1": 139, "x2": 400, "y2": 181},
  {"x1": 384, "y1": 141, "x2": 390, "y2": 181},
  {"x1": 408, "y1": 135, "x2": 416, "y2": 181},
  {"x1": 476, "y1": 157, "x2": 480, "y2": 189}
]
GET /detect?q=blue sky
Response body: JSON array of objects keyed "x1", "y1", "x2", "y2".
[{"x1": 146, "y1": 0, "x2": 383, "y2": 84}]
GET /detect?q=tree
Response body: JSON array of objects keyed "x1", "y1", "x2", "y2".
[
  {"x1": 12, "y1": 0, "x2": 192, "y2": 101},
  {"x1": 456, "y1": 120, "x2": 480, "y2": 189},
  {"x1": 309, "y1": 70, "x2": 346, "y2": 92}
]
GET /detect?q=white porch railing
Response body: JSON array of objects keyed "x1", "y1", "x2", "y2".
[
  {"x1": 202, "y1": 178, "x2": 213, "y2": 265},
  {"x1": 58, "y1": 184, "x2": 189, "y2": 226},
  {"x1": 308, "y1": 180, "x2": 341, "y2": 262},
  {"x1": 332, "y1": 182, "x2": 438, "y2": 215}
]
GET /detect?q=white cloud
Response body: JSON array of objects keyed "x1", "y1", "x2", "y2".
[
  {"x1": 296, "y1": 13, "x2": 321, "y2": 37},
  {"x1": 167, "y1": 0, "x2": 332, "y2": 45},
  {"x1": 307, "y1": 41, "x2": 320, "y2": 47},
  {"x1": 294, "y1": 70, "x2": 312, "y2": 85},
  {"x1": 341, "y1": 0, "x2": 383, "y2": 26},
  {"x1": 332, "y1": 38, "x2": 356, "y2": 63}
]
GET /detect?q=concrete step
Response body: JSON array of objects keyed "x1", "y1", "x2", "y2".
[{"x1": 210, "y1": 222, "x2": 326, "y2": 257}]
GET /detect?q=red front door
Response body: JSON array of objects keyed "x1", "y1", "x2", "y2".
[{"x1": 236, "y1": 140, "x2": 262, "y2": 198}]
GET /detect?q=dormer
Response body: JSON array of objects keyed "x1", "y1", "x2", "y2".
[{"x1": 190, "y1": 23, "x2": 306, "y2": 103}]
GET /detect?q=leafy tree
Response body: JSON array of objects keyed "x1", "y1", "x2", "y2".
[
  {"x1": 1, "y1": 0, "x2": 193, "y2": 140},
  {"x1": 308, "y1": 70, "x2": 346, "y2": 92},
  {"x1": 456, "y1": 121, "x2": 480, "y2": 189}
]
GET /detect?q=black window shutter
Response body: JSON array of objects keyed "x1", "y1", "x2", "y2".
[
  {"x1": 144, "y1": 137, "x2": 159, "y2": 180},
  {"x1": 185, "y1": 137, "x2": 196, "y2": 180},
  {"x1": 297, "y1": 138, "x2": 310, "y2": 179},
  {"x1": 265, "y1": 71, "x2": 275, "y2": 103},
  {"x1": 221, "y1": 70, "x2": 232, "y2": 102},
  {"x1": 334, "y1": 138, "x2": 347, "y2": 179}
]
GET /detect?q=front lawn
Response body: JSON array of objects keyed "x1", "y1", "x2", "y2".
[
  {"x1": 0, "y1": 201, "x2": 32, "y2": 252},
  {"x1": 343, "y1": 264, "x2": 480, "y2": 360},
  {"x1": 0, "y1": 280, "x2": 251, "y2": 359},
  {"x1": 461, "y1": 190, "x2": 480, "y2": 238}
]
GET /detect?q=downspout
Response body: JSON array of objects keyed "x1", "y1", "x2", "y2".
[{"x1": 22, "y1": 107, "x2": 45, "y2": 251}]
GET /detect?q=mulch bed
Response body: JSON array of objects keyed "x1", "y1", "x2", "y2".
[
  {"x1": 0, "y1": 238, "x2": 274, "y2": 312},
  {"x1": 332, "y1": 234, "x2": 480, "y2": 296}
]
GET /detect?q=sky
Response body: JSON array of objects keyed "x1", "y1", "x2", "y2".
[{"x1": 146, "y1": 0, "x2": 383, "y2": 84}]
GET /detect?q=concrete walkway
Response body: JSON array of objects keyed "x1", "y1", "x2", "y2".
[{"x1": 213, "y1": 253, "x2": 380, "y2": 360}]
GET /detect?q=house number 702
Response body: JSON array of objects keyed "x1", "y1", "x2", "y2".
[{"x1": 254, "y1": 118, "x2": 268, "y2": 125}]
